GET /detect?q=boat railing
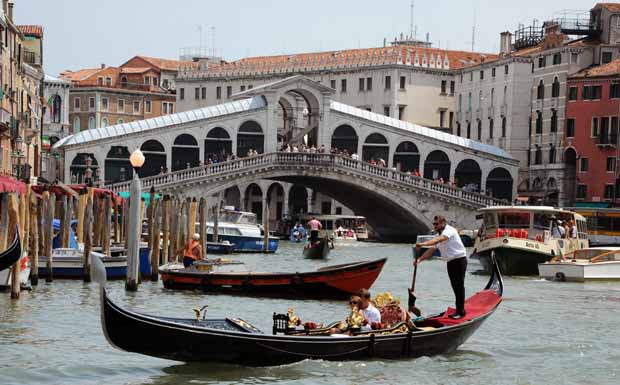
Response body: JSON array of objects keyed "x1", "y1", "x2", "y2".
[{"x1": 107, "y1": 152, "x2": 508, "y2": 207}]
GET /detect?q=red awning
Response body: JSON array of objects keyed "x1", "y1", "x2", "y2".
[
  {"x1": 30, "y1": 184, "x2": 122, "y2": 203},
  {"x1": 0, "y1": 175, "x2": 26, "y2": 195}
]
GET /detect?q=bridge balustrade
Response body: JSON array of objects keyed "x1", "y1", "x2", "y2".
[{"x1": 107, "y1": 152, "x2": 507, "y2": 207}]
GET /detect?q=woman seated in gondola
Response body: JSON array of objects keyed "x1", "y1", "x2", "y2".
[{"x1": 329, "y1": 295, "x2": 367, "y2": 335}]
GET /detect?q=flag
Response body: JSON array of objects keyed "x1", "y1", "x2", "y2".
[{"x1": 47, "y1": 96, "x2": 54, "y2": 106}]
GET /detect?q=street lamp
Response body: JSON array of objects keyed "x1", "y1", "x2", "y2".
[{"x1": 126, "y1": 148, "x2": 145, "y2": 291}]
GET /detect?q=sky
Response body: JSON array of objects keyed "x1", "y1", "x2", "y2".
[{"x1": 18, "y1": 0, "x2": 593, "y2": 76}]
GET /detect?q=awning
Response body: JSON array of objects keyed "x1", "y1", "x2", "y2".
[
  {"x1": 118, "y1": 191, "x2": 161, "y2": 205},
  {"x1": 574, "y1": 202, "x2": 612, "y2": 208},
  {"x1": 0, "y1": 175, "x2": 27, "y2": 194},
  {"x1": 31, "y1": 184, "x2": 121, "y2": 203}
]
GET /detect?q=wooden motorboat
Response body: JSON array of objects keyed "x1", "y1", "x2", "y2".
[
  {"x1": 0, "y1": 227, "x2": 20, "y2": 272},
  {"x1": 38, "y1": 248, "x2": 127, "y2": 279},
  {"x1": 93, "y1": 254, "x2": 503, "y2": 366},
  {"x1": 538, "y1": 247, "x2": 620, "y2": 281},
  {"x1": 159, "y1": 258, "x2": 387, "y2": 298},
  {"x1": 206, "y1": 241, "x2": 235, "y2": 254},
  {"x1": 303, "y1": 237, "x2": 331, "y2": 259}
]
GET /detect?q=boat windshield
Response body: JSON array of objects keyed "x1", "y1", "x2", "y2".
[
  {"x1": 220, "y1": 211, "x2": 257, "y2": 225},
  {"x1": 497, "y1": 212, "x2": 530, "y2": 228},
  {"x1": 571, "y1": 249, "x2": 620, "y2": 262}
]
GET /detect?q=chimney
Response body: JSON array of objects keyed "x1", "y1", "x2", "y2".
[
  {"x1": 8, "y1": 2, "x2": 13, "y2": 21},
  {"x1": 499, "y1": 31, "x2": 512, "y2": 56},
  {"x1": 2, "y1": 0, "x2": 8, "y2": 16},
  {"x1": 101, "y1": 63, "x2": 105, "y2": 69}
]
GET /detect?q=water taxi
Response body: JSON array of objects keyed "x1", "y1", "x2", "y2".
[
  {"x1": 296, "y1": 214, "x2": 369, "y2": 241},
  {"x1": 473, "y1": 206, "x2": 589, "y2": 275},
  {"x1": 566, "y1": 207, "x2": 620, "y2": 246},
  {"x1": 206, "y1": 207, "x2": 278, "y2": 253},
  {"x1": 538, "y1": 247, "x2": 620, "y2": 281}
]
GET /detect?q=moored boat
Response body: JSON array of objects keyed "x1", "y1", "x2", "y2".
[
  {"x1": 206, "y1": 241, "x2": 235, "y2": 254},
  {"x1": 538, "y1": 247, "x2": 620, "y2": 281},
  {"x1": 159, "y1": 258, "x2": 386, "y2": 297},
  {"x1": 93, "y1": 254, "x2": 503, "y2": 366},
  {"x1": 0, "y1": 227, "x2": 20, "y2": 273},
  {"x1": 303, "y1": 237, "x2": 331, "y2": 259},
  {"x1": 206, "y1": 208, "x2": 278, "y2": 253},
  {"x1": 473, "y1": 206, "x2": 589, "y2": 275},
  {"x1": 38, "y1": 248, "x2": 127, "y2": 279}
]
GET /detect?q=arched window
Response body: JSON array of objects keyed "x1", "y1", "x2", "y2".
[
  {"x1": 490, "y1": 88, "x2": 494, "y2": 106},
  {"x1": 121, "y1": 76, "x2": 128, "y2": 87},
  {"x1": 503, "y1": 86, "x2": 507, "y2": 104},
  {"x1": 117, "y1": 119, "x2": 124, "y2": 124},
  {"x1": 477, "y1": 120, "x2": 482, "y2": 140},
  {"x1": 52, "y1": 95, "x2": 62, "y2": 123},
  {"x1": 552, "y1": 77, "x2": 560, "y2": 98},
  {"x1": 101, "y1": 117, "x2": 108, "y2": 127},
  {"x1": 468, "y1": 92, "x2": 472, "y2": 111},
  {"x1": 458, "y1": 94, "x2": 462, "y2": 111},
  {"x1": 73, "y1": 116, "x2": 80, "y2": 133},
  {"x1": 88, "y1": 116, "x2": 95, "y2": 129},
  {"x1": 549, "y1": 145, "x2": 556, "y2": 164},
  {"x1": 535, "y1": 146, "x2": 542, "y2": 164},
  {"x1": 489, "y1": 119, "x2": 494, "y2": 139},
  {"x1": 537, "y1": 80, "x2": 545, "y2": 99}
]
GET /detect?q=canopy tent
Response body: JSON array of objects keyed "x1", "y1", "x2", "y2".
[
  {"x1": 31, "y1": 184, "x2": 121, "y2": 203},
  {"x1": 118, "y1": 191, "x2": 161, "y2": 205},
  {"x1": 0, "y1": 175, "x2": 26, "y2": 195}
]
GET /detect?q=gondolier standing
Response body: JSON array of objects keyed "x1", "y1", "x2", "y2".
[
  {"x1": 415, "y1": 215, "x2": 468, "y2": 319},
  {"x1": 182, "y1": 233, "x2": 204, "y2": 268},
  {"x1": 307, "y1": 217, "x2": 323, "y2": 244}
]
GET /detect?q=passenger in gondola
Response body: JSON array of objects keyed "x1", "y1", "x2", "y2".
[
  {"x1": 181, "y1": 233, "x2": 203, "y2": 268},
  {"x1": 329, "y1": 295, "x2": 365, "y2": 335},
  {"x1": 356, "y1": 289, "x2": 381, "y2": 330}
]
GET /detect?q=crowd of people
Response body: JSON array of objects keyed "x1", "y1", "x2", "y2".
[{"x1": 551, "y1": 216, "x2": 578, "y2": 239}]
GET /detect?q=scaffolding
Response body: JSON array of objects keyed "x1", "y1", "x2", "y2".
[
  {"x1": 514, "y1": 21, "x2": 544, "y2": 50},
  {"x1": 553, "y1": 9, "x2": 599, "y2": 36}
]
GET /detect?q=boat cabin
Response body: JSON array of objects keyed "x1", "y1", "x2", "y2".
[{"x1": 296, "y1": 214, "x2": 369, "y2": 240}]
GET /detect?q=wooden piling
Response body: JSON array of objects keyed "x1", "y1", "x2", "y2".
[
  {"x1": 167, "y1": 199, "x2": 177, "y2": 262},
  {"x1": 213, "y1": 198, "x2": 220, "y2": 243},
  {"x1": 76, "y1": 189, "x2": 86, "y2": 244},
  {"x1": 9, "y1": 193, "x2": 21, "y2": 299},
  {"x1": 161, "y1": 195, "x2": 170, "y2": 263},
  {"x1": 83, "y1": 194, "x2": 93, "y2": 282},
  {"x1": 58, "y1": 195, "x2": 67, "y2": 248},
  {"x1": 44, "y1": 192, "x2": 56, "y2": 282},
  {"x1": 62, "y1": 195, "x2": 73, "y2": 248},
  {"x1": 113, "y1": 199, "x2": 120, "y2": 244},
  {"x1": 199, "y1": 197, "x2": 207, "y2": 260},
  {"x1": 263, "y1": 200, "x2": 270, "y2": 253},
  {"x1": 22, "y1": 184, "x2": 31, "y2": 262},
  {"x1": 103, "y1": 193, "x2": 111, "y2": 258},
  {"x1": 146, "y1": 187, "x2": 156, "y2": 279},
  {"x1": 189, "y1": 197, "x2": 198, "y2": 238},
  {"x1": 0, "y1": 193, "x2": 8, "y2": 251},
  {"x1": 30, "y1": 194, "x2": 40, "y2": 286},
  {"x1": 151, "y1": 199, "x2": 161, "y2": 282}
]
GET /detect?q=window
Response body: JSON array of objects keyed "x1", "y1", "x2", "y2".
[
  {"x1": 117, "y1": 119, "x2": 124, "y2": 124},
  {"x1": 162, "y1": 79, "x2": 169, "y2": 89},
  {"x1": 97, "y1": 77, "x2": 103, "y2": 86},
  {"x1": 607, "y1": 157, "x2": 616, "y2": 172},
  {"x1": 384, "y1": 106, "x2": 390, "y2": 117},
  {"x1": 567, "y1": 118, "x2": 575, "y2": 137},
  {"x1": 583, "y1": 85, "x2": 602, "y2": 100},
  {"x1": 535, "y1": 146, "x2": 542, "y2": 164},
  {"x1": 460, "y1": 73, "x2": 463, "y2": 83},
  {"x1": 490, "y1": 88, "x2": 495, "y2": 106},
  {"x1": 449, "y1": 111, "x2": 454, "y2": 130},
  {"x1": 330, "y1": 79, "x2": 336, "y2": 89},
  {"x1": 133, "y1": 101, "x2": 140, "y2": 114},
  {"x1": 602, "y1": 51, "x2": 613, "y2": 64},
  {"x1": 101, "y1": 117, "x2": 108, "y2": 127},
  {"x1": 576, "y1": 185, "x2": 587, "y2": 199},
  {"x1": 580, "y1": 158, "x2": 589, "y2": 172},
  {"x1": 194, "y1": 87, "x2": 199, "y2": 100},
  {"x1": 144, "y1": 100, "x2": 152, "y2": 114},
  {"x1": 535, "y1": 111, "x2": 542, "y2": 134},
  {"x1": 89, "y1": 97, "x2": 95, "y2": 110},
  {"x1": 439, "y1": 110, "x2": 445, "y2": 128},
  {"x1": 73, "y1": 116, "x2": 80, "y2": 133},
  {"x1": 366, "y1": 77, "x2": 372, "y2": 91},
  {"x1": 400, "y1": 76, "x2": 406, "y2": 89},
  {"x1": 117, "y1": 99, "x2": 124, "y2": 113},
  {"x1": 163, "y1": 102, "x2": 168, "y2": 115},
  {"x1": 398, "y1": 105, "x2": 405, "y2": 120},
  {"x1": 341, "y1": 79, "x2": 347, "y2": 93},
  {"x1": 480, "y1": 70, "x2": 484, "y2": 80},
  {"x1": 537, "y1": 80, "x2": 545, "y2": 99},
  {"x1": 121, "y1": 76, "x2": 128, "y2": 87},
  {"x1": 553, "y1": 53, "x2": 561, "y2": 65},
  {"x1": 441, "y1": 80, "x2": 447, "y2": 94},
  {"x1": 549, "y1": 146, "x2": 556, "y2": 163},
  {"x1": 502, "y1": 117, "x2": 507, "y2": 137},
  {"x1": 201, "y1": 87, "x2": 206, "y2": 99},
  {"x1": 477, "y1": 120, "x2": 482, "y2": 140},
  {"x1": 105, "y1": 77, "x2": 112, "y2": 86},
  {"x1": 450, "y1": 81, "x2": 455, "y2": 95},
  {"x1": 489, "y1": 119, "x2": 494, "y2": 138},
  {"x1": 144, "y1": 76, "x2": 150, "y2": 85},
  {"x1": 74, "y1": 97, "x2": 80, "y2": 111},
  {"x1": 605, "y1": 184, "x2": 615, "y2": 200},
  {"x1": 592, "y1": 117, "x2": 599, "y2": 137},
  {"x1": 468, "y1": 92, "x2": 472, "y2": 111},
  {"x1": 550, "y1": 109, "x2": 557, "y2": 132},
  {"x1": 248, "y1": 85, "x2": 253, "y2": 89},
  {"x1": 601, "y1": 116, "x2": 610, "y2": 138},
  {"x1": 101, "y1": 97, "x2": 109, "y2": 111},
  {"x1": 568, "y1": 86, "x2": 578, "y2": 101},
  {"x1": 467, "y1": 122, "x2": 471, "y2": 138},
  {"x1": 359, "y1": 78, "x2": 365, "y2": 91},
  {"x1": 88, "y1": 116, "x2": 95, "y2": 129},
  {"x1": 227, "y1": 86, "x2": 232, "y2": 98},
  {"x1": 153, "y1": 77, "x2": 159, "y2": 86},
  {"x1": 492, "y1": 67, "x2": 496, "y2": 77},
  {"x1": 458, "y1": 94, "x2": 462, "y2": 111},
  {"x1": 240, "y1": 85, "x2": 246, "y2": 92},
  {"x1": 469, "y1": 72, "x2": 473, "y2": 81},
  {"x1": 179, "y1": 88, "x2": 185, "y2": 100},
  {"x1": 216, "y1": 86, "x2": 222, "y2": 99},
  {"x1": 457, "y1": 122, "x2": 461, "y2": 136},
  {"x1": 538, "y1": 56, "x2": 546, "y2": 68},
  {"x1": 610, "y1": 83, "x2": 620, "y2": 99},
  {"x1": 552, "y1": 77, "x2": 560, "y2": 97},
  {"x1": 385, "y1": 76, "x2": 391, "y2": 89},
  {"x1": 504, "y1": 65, "x2": 509, "y2": 75},
  {"x1": 612, "y1": 116, "x2": 619, "y2": 138}
]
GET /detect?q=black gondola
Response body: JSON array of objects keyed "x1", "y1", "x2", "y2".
[
  {"x1": 93, "y1": 254, "x2": 503, "y2": 366},
  {"x1": 0, "y1": 227, "x2": 20, "y2": 272},
  {"x1": 303, "y1": 237, "x2": 330, "y2": 259}
]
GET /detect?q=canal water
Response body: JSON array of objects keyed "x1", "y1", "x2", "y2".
[{"x1": 1, "y1": 241, "x2": 618, "y2": 385}]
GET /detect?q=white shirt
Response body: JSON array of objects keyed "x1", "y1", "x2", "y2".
[
  {"x1": 436, "y1": 224, "x2": 467, "y2": 261},
  {"x1": 361, "y1": 303, "x2": 381, "y2": 324}
]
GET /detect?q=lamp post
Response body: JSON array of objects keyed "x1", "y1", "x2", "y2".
[{"x1": 126, "y1": 148, "x2": 145, "y2": 291}]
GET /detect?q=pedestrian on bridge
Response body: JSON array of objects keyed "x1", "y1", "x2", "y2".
[{"x1": 414, "y1": 215, "x2": 468, "y2": 320}]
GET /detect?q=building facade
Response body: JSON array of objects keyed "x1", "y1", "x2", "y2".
[{"x1": 42, "y1": 74, "x2": 71, "y2": 181}]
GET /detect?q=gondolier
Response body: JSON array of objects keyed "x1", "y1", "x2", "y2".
[
  {"x1": 182, "y1": 233, "x2": 204, "y2": 268},
  {"x1": 307, "y1": 217, "x2": 323, "y2": 243},
  {"x1": 415, "y1": 215, "x2": 468, "y2": 320}
]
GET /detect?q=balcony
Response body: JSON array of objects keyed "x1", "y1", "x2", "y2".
[
  {"x1": 533, "y1": 134, "x2": 542, "y2": 145},
  {"x1": 23, "y1": 49, "x2": 42, "y2": 66},
  {"x1": 487, "y1": 106, "x2": 495, "y2": 117},
  {"x1": 465, "y1": 111, "x2": 472, "y2": 121},
  {"x1": 500, "y1": 104, "x2": 507, "y2": 116},
  {"x1": 596, "y1": 135, "x2": 617, "y2": 148},
  {"x1": 475, "y1": 108, "x2": 482, "y2": 120},
  {"x1": 456, "y1": 111, "x2": 462, "y2": 121}
]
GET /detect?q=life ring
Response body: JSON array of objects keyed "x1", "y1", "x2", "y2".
[{"x1": 555, "y1": 272, "x2": 566, "y2": 282}]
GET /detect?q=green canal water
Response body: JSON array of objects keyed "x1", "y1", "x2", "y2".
[{"x1": 1, "y1": 241, "x2": 618, "y2": 385}]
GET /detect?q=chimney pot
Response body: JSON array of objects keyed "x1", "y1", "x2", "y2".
[
  {"x1": 8, "y1": 2, "x2": 13, "y2": 21},
  {"x1": 101, "y1": 63, "x2": 105, "y2": 69},
  {"x1": 500, "y1": 31, "x2": 513, "y2": 56}
]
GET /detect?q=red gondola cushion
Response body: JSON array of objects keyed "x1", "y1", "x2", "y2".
[{"x1": 433, "y1": 289, "x2": 502, "y2": 326}]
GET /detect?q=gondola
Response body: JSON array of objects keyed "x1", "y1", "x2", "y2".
[
  {"x1": 0, "y1": 227, "x2": 20, "y2": 272},
  {"x1": 159, "y1": 258, "x2": 386, "y2": 298},
  {"x1": 303, "y1": 237, "x2": 331, "y2": 259},
  {"x1": 93, "y1": 254, "x2": 503, "y2": 366}
]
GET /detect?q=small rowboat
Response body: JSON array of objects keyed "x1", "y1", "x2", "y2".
[
  {"x1": 0, "y1": 227, "x2": 20, "y2": 272},
  {"x1": 303, "y1": 237, "x2": 331, "y2": 259},
  {"x1": 92, "y1": 254, "x2": 503, "y2": 366},
  {"x1": 159, "y1": 258, "x2": 387, "y2": 298}
]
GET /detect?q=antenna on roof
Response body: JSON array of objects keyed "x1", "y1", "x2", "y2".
[
  {"x1": 410, "y1": 0, "x2": 414, "y2": 39},
  {"x1": 198, "y1": 25, "x2": 203, "y2": 50},
  {"x1": 211, "y1": 26, "x2": 216, "y2": 58},
  {"x1": 471, "y1": 9, "x2": 477, "y2": 52}
]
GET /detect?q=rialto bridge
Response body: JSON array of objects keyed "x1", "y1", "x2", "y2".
[{"x1": 53, "y1": 76, "x2": 518, "y2": 240}]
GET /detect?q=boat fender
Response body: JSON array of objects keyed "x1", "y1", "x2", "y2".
[
  {"x1": 291, "y1": 273, "x2": 303, "y2": 286},
  {"x1": 368, "y1": 333, "x2": 376, "y2": 356},
  {"x1": 554, "y1": 272, "x2": 566, "y2": 282}
]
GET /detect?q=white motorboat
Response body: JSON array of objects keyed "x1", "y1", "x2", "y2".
[
  {"x1": 538, "y1": 247, "x2": 620, "y2": 281},
  {"x1": 206, "y1": 207, "x2": 279, "y2": 253}
]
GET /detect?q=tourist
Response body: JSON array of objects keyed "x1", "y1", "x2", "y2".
[
  {"x1": 550, "y1": 217, "x2": 565, "y2": 238},
  {"x1": 336, "y1": 225, "x2": 345, "y2": 237},
  {"x1": 182, "y1": 233, "x2": 203, "y2": 268},
  {"x1": 568, "y1": 219, "x2": 577, "y2": 238},
  {"x1": 307, "y1": 216, "x2": 323, "y2": 243},
  {"x1": 310, "y1": 145, "x2": 317, "y2": 153},
  {"x1": 329, "y1": 295, "x2": 365, "y2": 334},
  {"x1": 356, "y1": 288, "x2": 381, "y2": 330},
  {"x1": 415, "y1": 215, "x2": 468, "y2": 320},
  {"x1": 159, "y1": 166, "x2": 165, "y2": 175},
  {"x1": 414, "y1": 169, "x2": 421, "y2": 177},
  {"x1": 319, "y1": 144, "x2": 326, "y2": 153},
  {"x1": 351, "y1": 152, "x2": 359, "y2": 161}
]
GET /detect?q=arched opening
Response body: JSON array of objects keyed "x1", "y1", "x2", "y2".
[
  {"x1": 266, "y1": 183, "x2": 285, "y2": 225},
  {"x1": 140, "y1": 140, "x2": 166, "y2": 177},
  {"x1": 205, "y1": 127, "x2": 232, "y2": 162},
  {"x1": 362, "y1": 133, "x2": 389, "y2": 163},
  {"x1": 331, "y1": 125, "x2": 359, "y2": 155},
  {"x1": 487, "y1": 167, "x2": 513, "y2": 200},
  {"x1": 104, "y1": 146, "x2": 132, "y2": 184},
  {"x1": 454, "y1": 159, "x2": 481, "y2": 191},
  {"x1": 237, "y1": 120, "x2": 264, "y2": 157},
  {"x1": 564, "y1": 147, "x2": 578, "y2": 205},
  {"x1": 537, "y1": 80, "x2": 545, "y2": 99},
  {"x1": 552, "y1": 77, "x2": 560, "y2": 98},
  {"x1": 288, "y1": 185, "x2": 309, "y2": 215},
  {"x1": 172, "y1": 134, "x2": 199, "y2": 171},
  {"x1": 424, "y1": 150, "x2": 451, "y2": 181},
  {"x1": 532, "y1": 177, "x2": 543, "y2": 190},
  {"x1": 52, "y1": 95, "x2": 62, "y2": 124},
  {"x1": 277, "y1": 88, "x2": 321, "y2": 148},
  {"x1": 223, "y1": 186, "x2": 241, "y2": 210},
  {"x1": 243, "y1": 183, "x2": 263, "y2": 220},
  {"x1": 70, "y1": 153, "x2": 99, "y2": 184},
  {"x1": 392, "y1": 141, "x2": 419, "y2": 172}
]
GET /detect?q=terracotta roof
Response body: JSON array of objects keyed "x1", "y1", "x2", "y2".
[
  {"x1": 570, "y1": 59, "x2": 620, "y2": 78},
  {"x1": 120, "y1": 67, "x2": 152, "y2": 74},
  {"x1": 178, "y1": 46, "x2": 497, "y2": 79},
  {"x1": 131, "y1": 56, "x2": 192, "y2": 71},
  {"x1": 18, "y1": 25, "x2": 43, "y2": 38},
  {"x1": 594, "y1": 3, "x2": 620, "y2": 12},
  {"x1": 59, "y1": 68, "x2": 103, "y2": 82}
]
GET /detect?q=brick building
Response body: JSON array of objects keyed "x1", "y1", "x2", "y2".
[{"x1": 565, "y1": 60, "x2": 620, "y2": 204}]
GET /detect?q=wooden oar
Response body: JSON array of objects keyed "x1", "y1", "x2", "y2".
[{"x1": 408, "y1": 246, "x2": 422, "y2": 316}]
